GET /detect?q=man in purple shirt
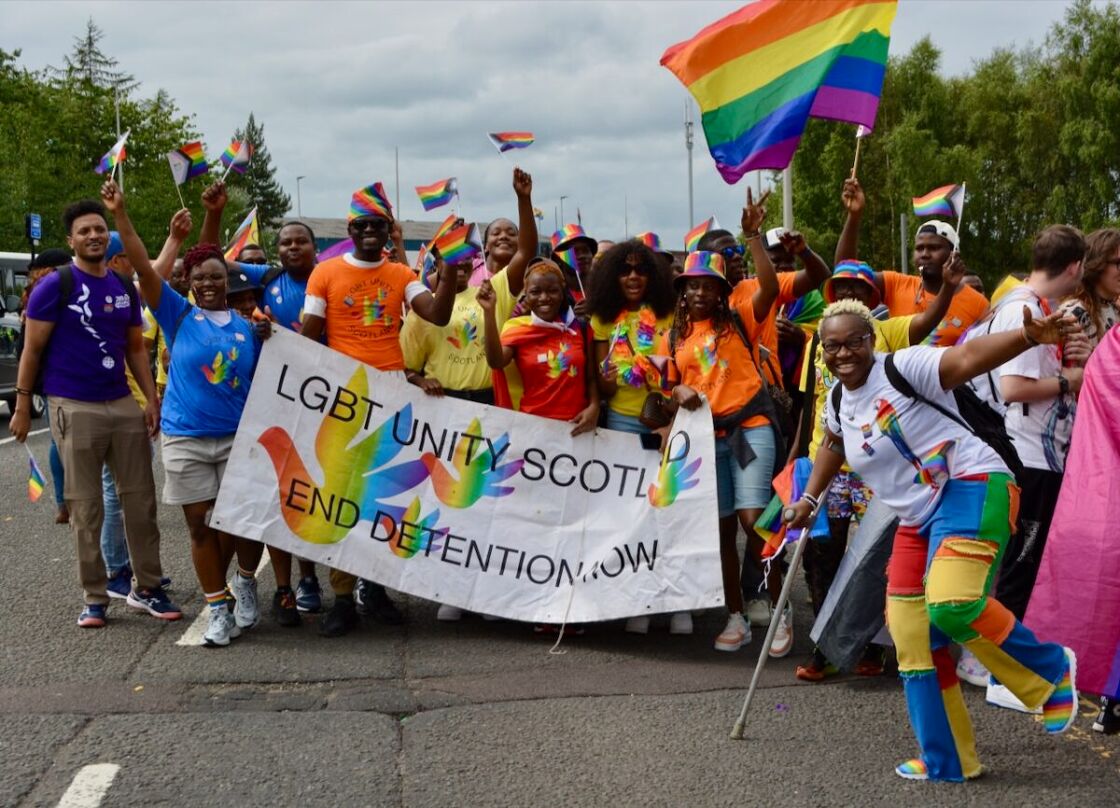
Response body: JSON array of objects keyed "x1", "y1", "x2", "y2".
[{"x1": 9, "y1": 199, "x2": 181, "y2": 628}]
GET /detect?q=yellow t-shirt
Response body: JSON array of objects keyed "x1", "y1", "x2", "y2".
[
  {"x1": 142, "y1": 307, "x2": 169, "y2": 387},
  {"x1": 401, "y1": 286, "x2": 491, "y2": 392},
  {"x1": 805, "y1": 316, "x2": 913, "y2": 462},
  {"x1": 590, "y1": 308, "x2": 674, "y2": 417}
]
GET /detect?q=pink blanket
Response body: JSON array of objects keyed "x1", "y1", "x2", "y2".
[{"x1": 1025, "y1": 325, "x2": 1120, "y2": 697}]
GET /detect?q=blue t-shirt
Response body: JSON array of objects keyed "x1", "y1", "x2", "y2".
[
  {"x1": 153, "y1": 281, "x2": 258, "y2": 437},
  {"x1": 24, "y1": 265, "x2": 141, "y2": 401},
  {"x1": 236, "y1": 262, "x2": 310, "y2": 334}
]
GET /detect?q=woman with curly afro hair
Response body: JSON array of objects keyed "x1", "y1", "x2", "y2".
[{"x1": 102, "y1": 179, "x2": 271, "y2": 649}]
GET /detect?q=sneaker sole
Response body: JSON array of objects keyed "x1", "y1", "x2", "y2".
[
  {"x1": 956, "y1": 666, "x2": 989, "y2": 688},
  {"x1": 78, "y1": 617, "x2": 107, "y2": 628},
  {"x1": 202, "y1": 622, "x2": 242, "y2": 647},
  {"x1": 1044, "y1": 648, "x2": 1078, "y2": 735},
  {"x1": 125, "y1": 594, "x2": 183, "y2": 621},
  {"x1": 714, "y1": 636, "x2": 747, "y2": 652}
]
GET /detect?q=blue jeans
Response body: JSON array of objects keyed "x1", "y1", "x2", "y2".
[{"x1": 101, "y1": 464, "x2": 130, "y2": 575}]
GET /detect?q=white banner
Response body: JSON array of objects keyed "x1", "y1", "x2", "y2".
[{"x1": 211, "y1": 328, "x2": 722, "y2": 623}]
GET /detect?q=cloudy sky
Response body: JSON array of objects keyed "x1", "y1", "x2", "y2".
[{"x1": 3, "y1": 1, "x2": 1094, "y2": 247}]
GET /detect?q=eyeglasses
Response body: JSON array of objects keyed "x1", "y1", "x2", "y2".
[
  {"x1": 350, "y1": 219, "x2": 389, "y2": 232},
  {"x1": 821, "y1": 333, "x2": 873, "y2": 355},
  {"x1": 718, "y1": 244, "x2": 746, "y2": 259}
]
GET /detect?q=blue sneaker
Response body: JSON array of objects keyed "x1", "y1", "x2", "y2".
[
  {"x1": 126, "y1": 587, "x2": 183, "y2": 621},
  {"x1": 106, "y1": 566, "x2": 132, "y2": 600},
  {"x1": 296, "y1": 576, "x2": 322, "y2": 613},
  {"x1": 78, "y1": 604, "x2": 107, "y2": 628}
]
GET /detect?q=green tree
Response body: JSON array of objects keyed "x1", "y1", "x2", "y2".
[
  {"x1": 228, "y1": 112, "x2": 291, "y2": 233},
  {"x1": 52, "y1": 18, "x2": 138, "y2": 94}
]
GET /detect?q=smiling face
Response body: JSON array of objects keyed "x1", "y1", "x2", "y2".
[
  {"x1": 190, "y1": 257, "x2": 229, "y2": 311},
  {"x1": 683, "y1": 276, "x2": 725, "y2": 321},
  {"x1": 278, "y1": 224, "x2": 317, "y2": 275},
  {"x1": 67, "y1": 213, "x2": 109, "y2": 263},
  {"x1": 525, "y1": 269, "x2": 566, "y2": 322},
  {"x1": 348, "y1": 216, "x2": 390, "y2": 261},
  {"x1": 820, "y1": 313, "x2": 875, "y2": 389},
  {"x1": 485, "y1": 218, "x2": 517, "y2": 267},
  {"x1": 169, "y1": 258, "x2": 190, "y2": 296}
]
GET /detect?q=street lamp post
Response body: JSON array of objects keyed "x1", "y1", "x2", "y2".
[
  {"x1": 560, "y1": 195, "x2": 568, "y2": 225},
  {"x1": 296, "y1": 175, "x2": 306, "y2": 219}
]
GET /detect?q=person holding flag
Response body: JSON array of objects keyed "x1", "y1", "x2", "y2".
[{"x1": 298, "y1": 181, "x2": 457, "y2": 638}]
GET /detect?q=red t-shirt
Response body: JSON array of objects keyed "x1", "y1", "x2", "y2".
[{"x1": 500, "y1": 315, "x2": 588, "y2": 421}]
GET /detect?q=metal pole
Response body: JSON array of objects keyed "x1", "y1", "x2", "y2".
[
  {"x1": 560, "y1": 196, "x2": 568, "y2": 225},
  {"x1": 394, "y1": 147, "x2": 401, "y2": 218},
  {"x1": 114, "y1": 86, "x2": 123, "y2": 191},
  {"x1": 782, "y1": 167, "x2": 793, "y2": 230},
  {"x1": 685, "y1": 100, "x2": 694, "y2": 231},
  {"x1": 900, "y1": 213, "x2": 909, "y2": 273},
  {"x1": 554, "y1": 206, "x2": 558, "y2": 234},
  {"x1": 624, "y1": 194, "x2": 629, "y2": 239},
  {"x1": 296, "y1": 176, "x2": 305, "y2": 218}
]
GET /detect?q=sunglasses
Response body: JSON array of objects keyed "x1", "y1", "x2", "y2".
[
  {"x1": 718, "y1": 244, "x2": 746, "y2": 259},
  {"x1": 351, "y1": 219, "x2": 389, "y2": 232}
]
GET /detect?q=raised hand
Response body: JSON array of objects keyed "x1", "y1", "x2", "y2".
[
  {"x1": 841, "y1": 178, "x2": 865, "y2": 214},
  {"x1": 742, "y1": 187, "x2": 771, "y2": 235},
  {"x1": 941, "y1": 251, "x2": 966, "y2": 290},
  {"x1": 778, "y1": 229, "x2": 808, "y2": 256},
  {"x1": 201, "y1": 181, "x2": 228, "y2": 212},
  {"x1": 513, "y1": 167, "x2": 532, "y2": 198},
  {"x1": 170, "y1": 208, "x2": 192, "y2": 241},
  {"x1": 100, "y1": 179, "x2": 124, "y2": 213},
  {"x1": 476, "y1": 279, "x2": 496, "y2": 312}
]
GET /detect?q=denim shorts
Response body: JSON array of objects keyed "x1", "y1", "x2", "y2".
[
  {"x1": 714, "y1": 426, "x2": 776, "y2": 517},
  {"x1": 604, "y1": 409, "x2": 647, "y2": 435}
]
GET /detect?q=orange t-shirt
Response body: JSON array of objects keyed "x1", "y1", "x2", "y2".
[
  {"x1": 729, "y1": 271, "x2": 798, "y2": 387},
  {"x1": 304, "y1": 253, "x2": 426, "y2": 370},
  {"x1": 881, "y1": 271, "x2": 989, "y2": 346},
  {"x1": 669, "y1": 319, "x2": 769, "y2": 429}
]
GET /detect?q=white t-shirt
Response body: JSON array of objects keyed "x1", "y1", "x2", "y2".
[
  {"x1": 826, "y1": 347, "x2": 1008, "y2": 527},
  {"x1": 967, "y1": 286, "x2": 1071, "y2": 473}
]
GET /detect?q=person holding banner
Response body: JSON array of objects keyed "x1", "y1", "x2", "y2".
[
  {"x1": 299, "y1": 182, "x2": 457, "y2": 638},
  {"x1": 785, "y1": 299, "x2": 1083, "y2": 782},
  {"x1": 103, "y1": 180, "x2": 271, "y2": 646},
  {"x1": 661, "y1": 244, "x2": 785, "y2": 655}
]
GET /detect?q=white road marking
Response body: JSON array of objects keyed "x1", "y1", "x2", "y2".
[
  {"x1": 175, "y1": 553, "x2": 271, "y2": 646},
  {"x1": 56, "y1": 763, "x2": 120, "y2": 808},
  {"x1": 0, "y1": 427, "x2": 50, "y2": 446}
]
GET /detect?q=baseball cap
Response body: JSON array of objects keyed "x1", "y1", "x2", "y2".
[{"x1": 915, "y1": 220, "x2": 959, "y2": 251}]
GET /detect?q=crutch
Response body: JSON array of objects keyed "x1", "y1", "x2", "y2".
[{"x1": 730, "y1": 498, "x2": 824, "y2": 740}]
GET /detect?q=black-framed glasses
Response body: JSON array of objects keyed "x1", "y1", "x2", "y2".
[
  {"x1": 821, "y1": 333, "x2": 872, "y2": 355},
  {"x1": 719, "y1": 244, "x2": 746, "y2": 259},
  {"x1": 350, "y1": 219, "x2": 389, "y2": 232}
]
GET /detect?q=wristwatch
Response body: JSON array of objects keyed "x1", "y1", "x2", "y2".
[{"x1": 1057, "y1": 374, "x2": 1070, "y2": 396}]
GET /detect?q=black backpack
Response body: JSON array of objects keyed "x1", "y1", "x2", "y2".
[{"x1": 831, "y1": 353, "x2": 1024, "y2": 480}]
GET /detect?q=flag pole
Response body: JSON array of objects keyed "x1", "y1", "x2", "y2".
[
  {"x1": 173, "y1": 180, "x2": 186, "y2": 209},
  {"x1": 954, "y1": 182, "x2": 966, "y2": 251},
  {"x1": 850, "y1": 137, "x2": 863, "y2": 179}
]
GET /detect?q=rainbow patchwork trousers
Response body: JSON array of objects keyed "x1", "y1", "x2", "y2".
[{"x1": 886, "y1": 474, "x2": 1067, "y2": 782}]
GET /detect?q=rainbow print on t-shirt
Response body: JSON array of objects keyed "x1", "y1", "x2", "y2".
[
  {"x1": 446, "y1": 320, "x2": 477, "y2": 350},
  {"x1": 546, "y1": 343, "x2": 578, "y2": 379},
  {"x1": 362, "y1": 288, "x2": 392, "y2": 327},
  {"x1": 875, "y1": 398, "x2": 953, "y2": 489},
  {"x1": 202, "y1": 347, "x2": 240, "y2": 388},
  {"x1": 694, "y1": 333, "x2": 728, "y2": 375}
]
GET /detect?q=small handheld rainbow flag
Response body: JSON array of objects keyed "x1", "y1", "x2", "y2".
[
  {"x1": 754, "y1": 457, "x2": 828, "y2": 557},
  {"x1": 684, "y1": 216, "x2": 720, "y2": 250},
  {"x1": 167, "y1": 141, "x2": 209, "y2": 185},
  {"x1": 219, "y1": 140, "x2": 253, "y2": 176},
  {"x1": 415, "y1": 177, "x2": 458, "y2": 211},
  {"x1": 27, "y1": 448, "x2": 46, "y2": 503},
  {"x1": 912, "y1": 183, "x2": 965, "y2": 218},
  {"x1": 94, "y1": 130, "x2": 130, "y2": 176},
  {"x1": 433, "y1": 223, "x2": 483, "y2": 265},
  {"x1": 487, "y1": 132, "x2": 535, "y2": 153},
  {"x1": 224, "y1": 207, "x2": 260, "y2": 261}
]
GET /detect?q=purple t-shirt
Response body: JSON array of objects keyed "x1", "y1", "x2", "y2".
[{"x1": 25, "y1": 265, "x2": 141, "y2": 401}]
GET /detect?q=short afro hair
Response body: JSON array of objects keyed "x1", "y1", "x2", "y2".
[{"x1": 62, "y1": 200, "x2": 107, "y2": 235}]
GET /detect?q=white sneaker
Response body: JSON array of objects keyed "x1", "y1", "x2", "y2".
[
  {"x1": 437, "y1": 604, "x2": 463, "y2": 621},
  {"x1": 769, "y1": 604, "x2": 793, "y2": 658},
  {"x1": 956, "y1": 648, "x2": 989, "y2": 688},
  {"x1": 714, "y1": 613, "x2": 750, "y2": 652},
  {"x1": 669, "y1": 612, "x2": 693, "y2": 635},
  {"x1": 986, "y1": 681, "x2": 1041, "y2": 715},
  {"x1": 625, "y1": 615, "x2": 651, "y2": 634},
  {"x1": 202, "y1": 608, "x2": 242, "y2": 647},
  {"x1": 230, "y1": 573, "x2": 259, "y2": 629},
  {"x1": 746, "y1": 599, "x2": 771, "y2": 627}
]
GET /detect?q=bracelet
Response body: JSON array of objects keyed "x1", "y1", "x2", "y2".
[
  {"x1": 744, "y1": 231, "x2": 761, "y2": 241},
  {"x1": 1021, "y1": 326, "x2": 1039, "y2": 347},
  {"x1": 799, "y1": 492, "x2": 820, "y2": 509},
  {"x1": 15, "y1": 387, "x2": 33, "y2": 396}
]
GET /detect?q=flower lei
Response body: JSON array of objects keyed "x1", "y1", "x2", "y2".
[{"x1": 608, "y1": 306, "x2": 662, "y2": 389}]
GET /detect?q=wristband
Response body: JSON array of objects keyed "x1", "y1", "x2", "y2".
[
  {"x1": 799, "y1": 492, "x2": 820, "y2": 509},
  {"x1": 15, "y1": 387, "x2": 33, "y2": 396},
  {"x1": 1057, "y1": 374, "x2": 1070, "y2": 396}
]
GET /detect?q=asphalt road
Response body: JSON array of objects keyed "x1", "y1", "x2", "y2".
[{"x1": 1, "y1": 411, "x2": 1116, "y2": 807}]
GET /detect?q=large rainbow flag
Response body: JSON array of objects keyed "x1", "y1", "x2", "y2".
[
  {"x1": 661, "y1": 0, "x2": 898, "y2": 183},
  {"x1": 224, "y1": 207, "x2": 260, "y2": 261}
]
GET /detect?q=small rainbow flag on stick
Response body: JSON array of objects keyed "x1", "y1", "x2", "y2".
[
  {"x1": 224, "y1": 207, "x2": 260, "y2": 261},
  {"x1": 26, "y1": 447, "x2": 46, "y2": 503},
  {"x1": 912, "y1": 183, "x2": 965, "y2": 218},
  {"x1": 94, "y1": 130, "x2": 130, "y2": 177},
  {"x1": 219, "y1": 139, "x2": 253, "y2": 179},
  {"x1": 415, "y1": 177, "x2": 458, "y2": 211},
  {"x1": 754, "y1": 457, "x2": 828, "y2": 558},
  {"x1": 433, "y1": 223, "x2": 483, "y2": 265},
  {"x1": 487, "y1": 132, "x2": 535, "y2": 153},
  {"x1": 684, "y1": 216, "x2": 720, "y2": 250},
  {"x1": 167, "y1": 142, "x2": 209, "y2": 185}
]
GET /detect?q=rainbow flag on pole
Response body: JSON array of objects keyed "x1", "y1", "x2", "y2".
[
  {"x1": 912, "y1": 183, "x2": 965, "y2": 218},
  {"x1": 27, "y1": 451, "x2": 46, "y2": 502},
  {"x1": 433, "y1": 223, "x2": 483, "y2": 265},
  {"x1": 224, "y1": 207, "x2": 260, "y2": 261},
  {"x1": 94, "y1": 130, "x2": 130, "y2": 175},
  {"x1": 166, "y1": 141, "x2": 209, "y2": 184},
  {"x1": 660, "y1": 0, "x2": 898, "y2": 183},
  {"x1": 754, "y1": 457, "x2": 829, "y2": 557},
  {"x1": 219, "y1": 140, "x2": 253, "y2": 174},
  {"x1": 684, "y1": 216, "x2": 720, "y2": 250},
  {"x1": 415, "y1": 177, "x2": 458, "y2": 211},
  {"x1": 487, "y1": 132, "x2": 535, "y2": 153}
]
